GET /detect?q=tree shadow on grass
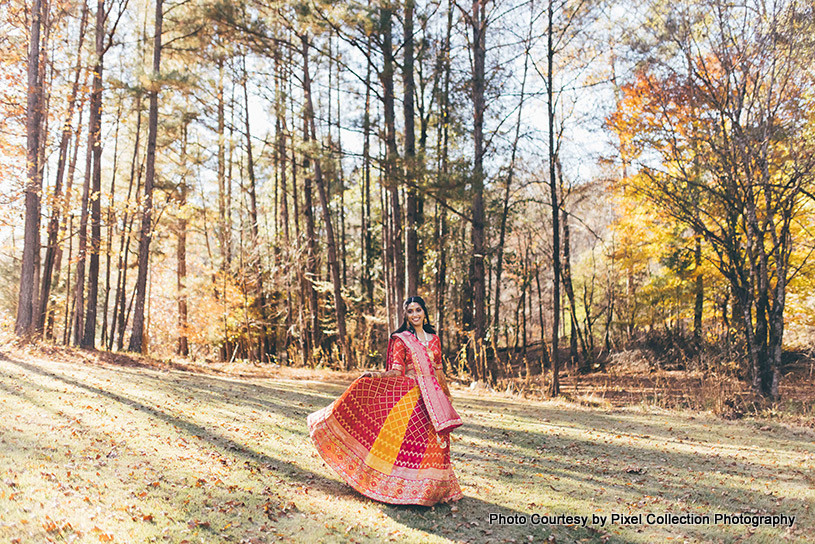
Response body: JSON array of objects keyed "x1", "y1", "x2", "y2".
[
  {"x1": 52, "y1": 353, "x2": 343, "y2": 415},
  {"x1": 5, "y1": 352, "x2": 809, "y2": 543},
  {"x1": 0, "y1": 353, "x2": 604, "y2": 541},
  {"x1": 378, "y1": 495, "x2": 609, "y2": 543},
  {"x1": 2, "y1": 355, "x2": 338, "y2": 495}
]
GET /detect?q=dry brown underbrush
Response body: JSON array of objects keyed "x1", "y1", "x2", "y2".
[
  {"x1": 11, "y1": 337, "x2": 815, "y2": 425},
  {"x1": 492, "y1": 348, "x2": 815, "y2": 426}
]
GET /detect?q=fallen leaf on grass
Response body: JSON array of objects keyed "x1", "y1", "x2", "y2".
[
  {"x1": 92, "y1": 526, "x2": 114, "y2": 542},
  {"x1": 263, "y1": 501, "x2": 278, "y2": 520}
]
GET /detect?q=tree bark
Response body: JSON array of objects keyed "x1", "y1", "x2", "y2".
[
  {"x1": 16, "y1": 0, "x2": 44, "y2": 338},
  {"x1": 534, "y1": 262, "x2": 548, "y2": 374},
  {"x1": 561, "y1": 206, "x2": 591, "y2": 370},
  {"x1": 361, "y1": 38, "x2": 374, "y2": 312},
  {"x1": 31, "y1": 1, "x2": 54, "y2": 326},
  {"x1": 128, "y1": 0, "x2": 163, "y2": 353},
  {"x1": 177, "y1": 120, "x2": 190, "y2": 357},
  {"x1": 216, "y1": 57, "x2": 231, "y2": 270},
  {"x1": 470, "y1": 0, "x2": 489, "y2": 382},
  {"x1": 333, "y1": 40, "x2": 348, "y2": 289},
  {"x1": 56, "y1": 85, "x2": 88, "y2": 343},
  {"x1": 435, "y1": 0, "x2": 454, "y2": 366},
  {"x1": 111, "y1": 94, "x2": 142, "y2": 351},
  {"x1": 404, "y1": 0, "x2": 420, "y2": 296},
  {"x1": 80, "y1": 0, "x2": 107, "y2": 349},
  {"x1": 546, "y1": 0, "x2": 561, "y2": 396},
  {"x1": 285, "y1": 47, "x2": 312, "y2": 364},
  {"x1": 380, "y1": 3, "x2": 404, "y2": 309},
  {"x1": 100, "y1": 101, "x2": 122, "y2": 348},
  {"x1": 299, "y1": 43, "x2": 321, "y2": 361},
  {"x1": 274, "y1": 46, "x2": 294, "y2": 356},
  {"x1": 63, "y1": 214, "x2": 74, "y2": 344},
  {"x1": 37, "y1": 0, "x2": 89, "y2": 335},
  {"x1": 693, "y1": 235, "x2": 703, "y2": 341}
]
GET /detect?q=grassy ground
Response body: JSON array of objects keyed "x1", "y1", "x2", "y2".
[{"x1": 0, "y1": 345, "x2": 813, "y2": 543}]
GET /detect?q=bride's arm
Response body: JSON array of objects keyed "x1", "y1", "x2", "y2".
[
  {"x1": 361, "y1": 337, "x2": 405, "y2": 378},
  {"x1": 361, "y1": 368, "x2": 401, "y2": 378},
  {"x1": 435, "y1": 367, "x2": 452, "y2": 398}
]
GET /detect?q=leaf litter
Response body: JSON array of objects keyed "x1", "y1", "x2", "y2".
[{"x1": 0, "y1": 347, "x2": 812, "y2": 543}]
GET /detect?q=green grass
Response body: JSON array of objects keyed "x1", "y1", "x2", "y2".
[{"x1": 0, "y1": 347, "x2": 812, "y2": 543}]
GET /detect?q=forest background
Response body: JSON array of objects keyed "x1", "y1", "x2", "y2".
[{"x1": 3, "y1": 0, "x2": 815, "y2": 402}]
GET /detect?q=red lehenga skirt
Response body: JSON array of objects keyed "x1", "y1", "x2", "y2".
[{"x1": 308, "y1": 375, "x2": 463, "y2": 505}]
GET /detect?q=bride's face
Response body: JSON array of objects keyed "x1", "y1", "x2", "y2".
[{"x1": 406, "y1": 302, "x2": 425, "y2": 329}]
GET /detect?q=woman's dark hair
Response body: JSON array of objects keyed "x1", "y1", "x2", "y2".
[{"x1": 393, "y1": 296, "x2": 436, "y2": 336}]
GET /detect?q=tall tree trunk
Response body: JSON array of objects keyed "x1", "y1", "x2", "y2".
[
  {"x1": 435, "y1": 0, "x2": 453, "y2": 364},
  {"x1": 743, "y1": 190, "x2": 771, "y2": 397},
  {"x1": 546, "y1": 0, "x2": 561, "y2": 396},
  {"x1": 404, "y1": 0, "x2": 419, "y2": 296},
  {"x1": 16, "y1": 0, "x2": 44, "y2": 338},
  {"x1": 71, "y1": 86, "x2": 96, "y2": 342},
  {"x1": 361, "y1": 38, "x2": 374, "y2": 313},
  {"x1": 274, "y1": 46, "x2": 294, "y2": 356},
  {"x1": 299, "y1": 47, "x2": 321, "y2": 361},
  {"x1": 112, "y1": 94, "x2": 143, "y2": 350},
  {"x1": 693, "y1": 235, "x2": 703, "y2": 341},
  {"x1": 37, "y1": 0, "x2": 88, "y2": 334},
  {"x1": 100, "y1": 101, "x2": 122, "y2": 348},
  {"x1": 522, "y1": 247, "x2": 530, "y2": 377},
  {"x1": 380, "y1": 3, "x2": 404, "y2": 310},
  {"x1": 470, "y1": 0, "x2": 488, "y2": 382},
  {"x1": 70, "y1": 206, "x2": 86, "y2": 343},
  {"x1": 128, "y1": 0, "x2": 163, "y2": 353},
  {"x1": 562, "y1": 206, "x2": 591, "y2": 370},
  {"x1": 301, "y1": 35, "x2": 351, "y2": 369},
  {"x1": 56, "y1": 88, "x2": 88, "y2": 342},
  {"x1": 80, "y1": 0, "x2": 106, "y2": 349},
  {"x1": 177, "y1": 120, "x2": 190, "y2": 356},
  {"x1": 768, "y1": 250, "x2": 786, "y2": 400},
  {"x1": 286, "y1": 49, "x2": 313, "y2": 364},
  {"x1": 534, "y1": 263, "x2": 547, "y2": 374},
  {"x1": 216, "y1": 57, "x2": 232, "y2": 272},
  {"x1": 333, "y1": 40, "x2": 348, "y2": 289},
  {"x1": 32, "y1": 1, "x2": 54, "y2": 325},
  {"x1": 382, "y1": 182, "x2": 395, "y2": 332},
  {"x1": 63, "y1": 214, "x2": 74, "y2": 344}
]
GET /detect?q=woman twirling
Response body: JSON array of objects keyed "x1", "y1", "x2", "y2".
[{"x1": 307, "y1": 296, "x2": 463, "y2": 505}]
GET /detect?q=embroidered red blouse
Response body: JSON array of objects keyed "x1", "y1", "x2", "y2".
[{"x1": 387, "y1": 333, "x2": 442, "y2": 378}]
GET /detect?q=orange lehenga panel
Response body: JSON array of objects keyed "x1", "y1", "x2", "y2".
[{"x1": 307, "y1": 332, "x2": 463, "y2": 506}]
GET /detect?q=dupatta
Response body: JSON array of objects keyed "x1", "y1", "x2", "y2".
[{"x1": 394, "y1": 331, "x2": 463, "y2": 434}]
